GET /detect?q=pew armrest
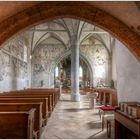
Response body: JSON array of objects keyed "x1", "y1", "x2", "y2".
[{"x1": 33, "y1": 130, "x2": 40, "y2": 139}]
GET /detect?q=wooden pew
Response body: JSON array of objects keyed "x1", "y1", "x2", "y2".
[
  {"x1": 25, "y1": 90, "x2": 59, "y2": 106},
  {"x1": 21, "y1": 91, "x2": 54, "y2": 111},
  {"x1": 0, "y1": 93, "x2": 52, "y2": 116},
  {"x1": 0, "y1": 108, "x2": 35, "y2": 139},
  {"x1": 104, "y1": 92, "x2": 110, "y2": 106},
  {"x1": 0, "y1": 98, "x2": 48, "y2": 125},
  {"x1": 3, "y1": 90, "x2": 56, "y2": 111},
  {"x1": 4, "y1": 88, "x2": 60, "y2": 107},
  {"x1": 95, "y1": 88, "x2": 118, "y2": 106},
  {"x1": 0, "y1": 102, "x2": 42, "y2": 138},
  {"x1": 84, "y1": 87, "x2": 91, "y2": 93},
  {"x1": 28, "y1": 88, "x2": 60, "y2": 98},
  {"x1": 24, "y1": 90, "x2": 55, "y2": 109},
  {"x1": 98, "y1": 90, "x2": 104, "y2": 105},
  {"x1": 25, "y1": 88, "x2": 60, "y2": 105}
]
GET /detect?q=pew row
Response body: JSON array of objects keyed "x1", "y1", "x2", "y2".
[
  {"x1": 0, "y1": 102, "x2": 42, "y2": 138},
  {"x1": 95, "y1": 88, "x2": 118, "y2": 106},
  {"x1": 24, "y1": 88, "x2": 60, "y2": 106},
  {"x1": 0, "y1": 88, "x2": 60, "y2": 139},
  {"x1": 84, "y1": 87, "x2": 118, "y2": 106},
  {"x1": 0, "y1": 93, "x2": 53, "y2": 116},
  {"x1": 4, "y1": 88, "x2": 60, "y2": 109},
  {"x1": 0, "y1": 98, "x2": 48, "y2": 126},
  {"x1": 0, "y1": 108, "x2": 35, "y2": 139},
  {"x1": 26, "y1": 88, "x2": 60, "y2": 100}
]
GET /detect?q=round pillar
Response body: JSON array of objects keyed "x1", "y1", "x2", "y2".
[{"x1": 71, "y1": 35, "x2": 80, "y2": 101}]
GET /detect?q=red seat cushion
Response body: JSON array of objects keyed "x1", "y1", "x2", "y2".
[{"x1": 100, "y1": 106, "x2": 119, "y2": 111}]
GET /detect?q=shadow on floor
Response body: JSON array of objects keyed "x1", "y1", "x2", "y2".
[
  {"x1": 88, "y1": 130, "x2": 107, "y2": 139},
  {"x1": 63, "y1": 108, "x2": 91, "y2": 112},
  {"x1": 59, "y1": 99, "x2": 72, "y2": 102},
  {"x1": 86, "y1": 121, "x2": 102, "y2": 129},
  {"x1": 92, "y1": 112, "x2": 100, "y2": 116}
]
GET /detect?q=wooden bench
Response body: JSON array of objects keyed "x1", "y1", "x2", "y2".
[
  {"x1": 95, "y1": 88, "x2": 118, "y2": 106},
  {"x1": 87, "y1": 87, "x2": 118, "y2": 106},
  {"x1": 0, "y1": 93, "x2": 52, "y2": 116},
  {"x1": 20, "y1": 91, "x2": 54, "y2": 111},
  {"x1": 0, "y1": 108, "x2": 35, "y2": 139},
  {"x1": 4, "y1": 90, "x2": 55, "y2": 109},
  {"x1": 0, "y1": 88, "x2": 60, "y2": 138},
  {"x1": 0, "y1": 98, "x2": 48, "y2": 125},
  {"x1": 25, "y1": 88, "x2": 60, "y2": 105},
  {"x1": 25, "y1": 89, "x2": 59, "y2": 106},
  {"x1": 5, "y1": 88, "x2": 60, "y2": 107},
  {"x1": 0, "y1": 102, "x2": 42, "y2": 138},
  {"x1": 27, "y1": 88, "x2": 60, "y2": 96}
]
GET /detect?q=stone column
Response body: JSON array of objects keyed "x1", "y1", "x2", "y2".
[
  {"x1": 27, "y1": 44, "x2": 32, "y2": 88},
  {"x1": 108, "y1": 55, "x2": 112, "y2": 85},
  {"x1": 71, "y1": 35, "x2": 80, "y2": 101}
]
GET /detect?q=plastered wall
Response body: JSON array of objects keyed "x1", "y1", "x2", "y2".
[
  {"x1": 116, "y1": 40, "x2": 140, "y2": 102},
  {"x1": 0, "y1": 35, "x2": 28, "y2": 92}
]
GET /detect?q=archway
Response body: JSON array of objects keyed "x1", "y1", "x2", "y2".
[
  {"x1": 54, "y1": 53, "x2": 93, "y2": 94},
  {"x1": 0, "y1": 2, "x2": 140, "y2": 63}
]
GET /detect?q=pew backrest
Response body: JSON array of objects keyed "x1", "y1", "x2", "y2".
[
  {"x1": 0, "y1": 98, "x2": 48, "y2": 124},
  {"x1": 0, "y1": 108, "x2": 35, "y2": 139},
  {"x1": 0, "y1": 102, "x2": 42, "y2": 138}
]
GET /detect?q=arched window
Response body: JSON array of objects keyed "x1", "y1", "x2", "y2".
[
  {"x1": 79, "y1": 66, "x2": 83, "y2": 78},
  {"x1": 55, "y1": 66, "x2": 59, "y2": 77}
]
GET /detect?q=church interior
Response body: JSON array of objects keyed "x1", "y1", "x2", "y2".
[{"x1": 0, "y1": 1, "x2": 140, "y2": 139}]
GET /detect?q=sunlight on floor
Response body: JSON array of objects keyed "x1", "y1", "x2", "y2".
[{"x1": 41, "y1": 94, "x2": 114, "y2": 139}]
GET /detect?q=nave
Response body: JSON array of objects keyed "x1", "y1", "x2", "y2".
[
  {"x1": 0, "y1": 2, "x2": 140, "y2": 139},
  {"x1": 41, "y1": 94, "x2": 114, "y2": 139}
]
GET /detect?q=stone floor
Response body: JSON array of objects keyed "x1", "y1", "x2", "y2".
[{"x1": 41, "y1": 94, "x2": 114, "y2": 139}]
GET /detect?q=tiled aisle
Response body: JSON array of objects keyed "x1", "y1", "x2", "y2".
[{"x1": 41, "y1": 94, "x2": 114, "y2": 139}]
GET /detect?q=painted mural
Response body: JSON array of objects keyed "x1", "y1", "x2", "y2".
[
  {"x1": 80, "y1": 43, "x2": 109, "y2": 86},
  {"x1": 32, "y1": 43, "x2": 66, "y2": 87},
  {"x1": 0, "y1": 19, "x2": 112, "y2": 90},
  {"x1": 0, "y1": 35, "x2": 28, "y2": 92}
]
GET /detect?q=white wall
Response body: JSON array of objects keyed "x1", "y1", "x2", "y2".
[
  {"x1": 0, "y1": 33, "x2": 29, "y2": 92},
  {"x1": 116, "y1": 40, "x2": 140, "y2": 102},
  {"x1": 32, "y1": 71, "x2": 54, "y2": 88},
  {"x1": 0, "y1": 72, "x2": 28, "y2": 92},
  {"x1": 112, "y1": 42, "x2": 117, "y2": 89}
]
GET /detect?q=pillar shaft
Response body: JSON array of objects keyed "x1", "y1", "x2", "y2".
[
  {"x1": 27, "y1": 45, "x2": 32, "y2": 88},
  {"x1": 71, "y1": 35, "x2": 80, "y2": 101}
]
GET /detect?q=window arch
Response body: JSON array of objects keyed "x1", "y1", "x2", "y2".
[
  {"x1": 55, "y1": 66, "x2": 59, "y2": 77},
  {"x1": 79, "y1": 66, "x2": 83, "y2": 78}
]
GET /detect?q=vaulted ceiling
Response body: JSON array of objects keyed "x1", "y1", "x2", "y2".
[
  {"x1": 0, "y1": 1, "x2": 140, "y2": 34},
  {"x1": 29, "y1": 18, "x2": 111, "y2": 55}
]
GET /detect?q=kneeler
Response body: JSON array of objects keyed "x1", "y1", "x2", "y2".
[{"x1": 99, "y1": 106, "x2": 119, "y2": 130}]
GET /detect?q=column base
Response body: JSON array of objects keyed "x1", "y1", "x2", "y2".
[{"x1": 71, "y1": 94, "x2": 81, "y2": 101}]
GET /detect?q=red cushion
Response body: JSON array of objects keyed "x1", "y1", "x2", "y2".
[{"x1": 100, "y1": 106, "x2": 118, "y2": 111}]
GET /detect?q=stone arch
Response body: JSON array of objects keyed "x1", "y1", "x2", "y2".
[
  {"x1": 54, "y1": 50, "x2": 71, "y2": 69},
  {"x1": 53, "y1": 50, "x2": 93, "y2": 85},
  {"x1": 0, "y1": 2, "x2": 140, "y2": 62}
]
